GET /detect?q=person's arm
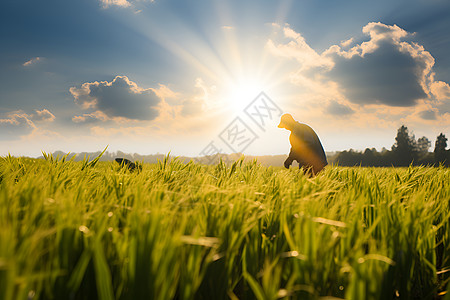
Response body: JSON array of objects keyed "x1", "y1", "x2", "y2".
[{"x1": 284, "y1": 148, "x2": 295, "y2": 169}]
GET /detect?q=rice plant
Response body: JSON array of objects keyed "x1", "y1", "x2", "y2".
[{"x1": 0, "y1": 154, "x2": 448, "y2": 299}]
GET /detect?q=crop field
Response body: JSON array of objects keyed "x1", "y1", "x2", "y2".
[{"x1": 0, "y1": 153, "x2": 449, "y2": 300}]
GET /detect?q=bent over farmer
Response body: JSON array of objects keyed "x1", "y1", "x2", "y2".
[{"x1": 278, "y1": 113, "x2": 328, "y2": 175}]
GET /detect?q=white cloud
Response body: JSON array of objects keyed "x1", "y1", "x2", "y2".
[
  {"x1": 0, "y1": 108, "x2": 55, "y2": 127},
  {"x1": 323, "y1": 22, "x2": 438, "y2": 108},
  {"x1": 0, "y1": 112, "x2": 35, "y2": 127},
  {"x1": 268, "y1": 22, "x2": 450, "y2": 123},
  {"x1": 266, "y1": 25, "x2": 333, "y2": 71},
  {"x1": 363, "y1": 22, "x2": 409, "y2": 43},
  {"x1": 151, "y1": 84, "x2": 180, "y2": 104},
  {"x1": 430, "y1": 80, "x2": 450, "y2": 101},
  {"x1": 34, "y1": 109, "x2": 55, "y2": 122},
  {"x1": 100, "y1": 0, "x2": 131, "y2": 8},
  {"x1": 99, "y1": 0, "x2": 155, "y2": 9},
  {"x1": 72, "y1": 111, "x2": 109, "y2": 123},
  {"x1": 23, "y1": 57, "x2": 42, "y2": 67},
  {"x1": 156, "y1": 77, "x2": 216, "y2": 118},
  {"x1": 70, "y1": 76, "x2": 162, "y2": 121},
  {"x1": 81, "y1": 76, "x2": 225, "y2": 145},
  {"x1": 0, "y1": 111, "x2": 36, "y2": 140},
  {"x1": 183, "y1": 77, "x2": 218, "y2": 114},
  {"x1": 340, "y1": 38, "x2": 354, "y2": 48}
]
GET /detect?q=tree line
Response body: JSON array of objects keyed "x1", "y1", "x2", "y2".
[
  {"x1": 43, "y1": 125, "x2": 448, "y2": 167},
  {"x1": 330, "y1": 125, "x2": 449, "y2": 167}
]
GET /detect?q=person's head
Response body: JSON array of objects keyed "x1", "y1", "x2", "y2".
[{"x1": 278, "y1": 113, "x2": 296, "y2": 130}]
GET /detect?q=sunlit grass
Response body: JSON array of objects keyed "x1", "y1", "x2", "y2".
[{"x1": 0, "y1": 154, "x2": 449, "y2": 299}]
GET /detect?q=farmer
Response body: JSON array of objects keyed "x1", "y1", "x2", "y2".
[{"x1": 278, "y1": 113, "x2": 328, "y2": 175}]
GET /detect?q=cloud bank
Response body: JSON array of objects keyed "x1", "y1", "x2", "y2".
[
  {"x1": 70, "y1": 76, "x2": 162, "y2": 121},
  {"x1": 268, "y1": 22, "x2": 450, "y2": 122},
  {"x1": 324, "y1": 22, "x2": 432, "y2": 107},
  {"x1": 0, "y1": 109, "x2": 55, "y2": 140}
]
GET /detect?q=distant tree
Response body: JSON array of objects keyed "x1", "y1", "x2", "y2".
[
  {"x1": 391, "y1": 125, "x2": 417, "y2": 166},
  {"x1": 434, "y1": 133, "x2": 448, "y2": 165},
  {"x1": 334, "y1": 149, "x2": 363, "y2": 166},
  {"x1": 331, "y1": 127, "x2": 447, "y2": 167},
  {"x1": 416, "y1": 136, "x2": 431, "y2": 154},
  {"x1": 362, "y1": 148, "x2": 377, "y2": 166}
]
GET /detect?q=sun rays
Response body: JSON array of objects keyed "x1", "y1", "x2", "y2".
[{"x1": 107, "y1": 1, "x2": 292, "y2": 115}]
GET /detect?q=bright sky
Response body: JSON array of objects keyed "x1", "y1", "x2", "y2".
[{"x1": 1, "y1": 0, "x2": 449, "y2": 157}]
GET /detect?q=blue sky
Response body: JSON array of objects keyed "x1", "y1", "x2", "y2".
[{"x1": 1, "y1": 0, "x2": 449, "y2": 157}]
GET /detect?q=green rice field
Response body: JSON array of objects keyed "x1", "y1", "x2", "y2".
[{"x1": 0, "y1": 153, "x2": 449, "y2": 299}]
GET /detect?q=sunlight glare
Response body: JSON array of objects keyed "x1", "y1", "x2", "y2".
[{"x1": 225, "y1": 78, "x2": 267, "y2": 111}]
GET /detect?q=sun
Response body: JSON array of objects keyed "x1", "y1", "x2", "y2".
[{"x1": 224, "y1": 78, "x2": 268, "y2": 111}]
